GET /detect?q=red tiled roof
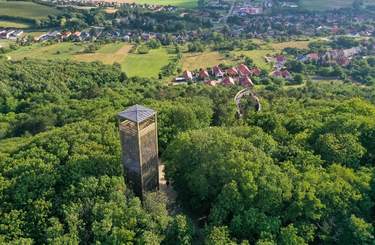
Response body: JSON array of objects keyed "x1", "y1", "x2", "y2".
[
  {"x1": 276, "y1": 55, "x2": 286, "y2": 62},
  {"x1": 237, "y1": 64, "x2": 252, "y2": 75},
  {"x1": 199, "y1": 70, "x2": 210, "y2": 78},
  {"x1": 335, "y1": 58, "x2": 350, "y2": 66},
  {"x1": 183, "y1": 70, "x2": 192, "y2": 79},
  {"x1": 309, "y1": 53, "x2": 319, "y2": 59},
  {"x1": 251, "y1": 68, "x2": 261, "y2": 75},
  {"x1": 204, "y1": 81, "x2": 216, "y2": 86},
  {"x1": 281, "y1": 70, "x2": 291, "y2": 77},
  {"x1": 226, "y1": 68, "x2": 238, "y2": 76},
  {"x1": 222, "y1": 77, "x2": 235, "y2": 86},
  {"x1": 274, "y1": 71, "x2": 282, "y2": 76},
  {"x1": 239, "y1": 77, "x2": 253, "y2": 87},
  {"x1": 212, "y1": 66, "x2": 223, "y2": 75}
]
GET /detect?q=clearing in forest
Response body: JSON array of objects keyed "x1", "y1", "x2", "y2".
[
  {"x1": 121, "y1": 47, "x2": 176, "y2": 78},
  {"x1": 0, "y1": 2, "x2": 61, "y2": 19}
]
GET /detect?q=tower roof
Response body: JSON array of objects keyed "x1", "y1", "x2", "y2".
[{"x1": 117, "y1": 104, "x2": 157, "y2": 123}]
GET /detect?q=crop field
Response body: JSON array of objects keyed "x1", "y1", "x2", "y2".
[
  {"x1": 10, "y1": 43, "x2": 83, "y2": 60},
  {"x1": 121, "y1": 47, "x2": 176, "y2": 78},
  {"x1": 72, "y1": 43, "x2": 133, "y2": 64},
  {"x1": 0, "y1": 20, "x2": 31, "y2": 29},
  {"x1": 273, "y1": 41, "x2": 311, "y2": 50},
  {"x1": 0, "y1": 2, "x2": 61, "y2": 19},
  {"x1": 96, "y1": 43, "x2": 125, "y2": 54},
  {"x1": 181, "y1": 51, "x2": 232, "y2": 71}
]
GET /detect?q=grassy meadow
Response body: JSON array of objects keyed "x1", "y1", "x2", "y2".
[
  {"x1": 136, "y1": 0, "x2": 198, "y2": 9},
  {"x1": 10, "y1": 43, "x2": 83, "y2": 60},
  {"x1": 299, "y1": 0, "x2": 355, "y2": 10},
  {"x1": 181, "y1": 51, "x2": 232, "y2": 71},
  {"x1": 272, "y1": 41, "x2": 311, "y2": 50},
  {"x1": 72, "y1": 43, "x2": 133, "y2": 64},
  {"x1": 0, "y1": 20, "x2": 31, "y2": 29},
  {"x1": 121, "y1": 47, "x2": 176, "y2": 78},
  {"x1": 0, "y1": 2, "x2": 61, "y2": 19}
]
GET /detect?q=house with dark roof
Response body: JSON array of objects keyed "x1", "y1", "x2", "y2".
[{"x1": 296, "y1": 54, "x2": 306, "y2": 61}]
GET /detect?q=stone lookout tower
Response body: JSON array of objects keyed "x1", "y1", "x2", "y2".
[{"x1": 117, "y1": 104, "x2": 159, "y2": 201}]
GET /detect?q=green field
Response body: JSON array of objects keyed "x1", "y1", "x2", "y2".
[
  {"x1": 0, "y1": 20, "x2": 31, "y2": 29},
  {"x1": 96, "y1": 43, "x2": 125, "y2": 54},
  {"x1": 233, "y1": 49, "x2": 279, "y2": 70},
  {"x1": 10, "y1": 43, "x2": 83, "y2": 60},
  {"x1": 136, "y1": 0, "x2": 198, "y2": 9},
  {"x1": 300, "y1": 0, "x2": 354, "y2": 10},
  {"x1": 0, "y1": 2, "x2": 61, "y2": 19},
  {"x1": 121, "y1": 47, "x2": 176, "y2": 78}
]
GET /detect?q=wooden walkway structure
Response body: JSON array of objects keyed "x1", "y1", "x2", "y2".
[{"x1": 234, "y1": 88, "x2": 262, "y2": 119}]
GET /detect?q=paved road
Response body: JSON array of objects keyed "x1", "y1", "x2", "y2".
[{"x1": 224, "y1": 1, "x2": 235, "y2": 25}]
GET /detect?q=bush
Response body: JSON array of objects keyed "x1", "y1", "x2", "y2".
[{"x1": 138, "y1": 45, "x2": 150, "y2": 54}]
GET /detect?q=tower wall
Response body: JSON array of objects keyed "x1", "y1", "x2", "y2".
[{"x1": 118, "y1": 117, "x2": 159, "y2": 200}]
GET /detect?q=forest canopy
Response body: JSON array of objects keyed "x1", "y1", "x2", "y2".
[{"x1": 1, "y1": 58, "x2": 375, "y2": 244}]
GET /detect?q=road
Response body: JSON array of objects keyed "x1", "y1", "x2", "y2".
[{"x1": 224, "y1": 1, "x2": 235, "y2": 25}]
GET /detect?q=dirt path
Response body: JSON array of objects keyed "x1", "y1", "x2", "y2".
[{"x1": 159, "y1": 162, "x2": 205, "y2": 243}]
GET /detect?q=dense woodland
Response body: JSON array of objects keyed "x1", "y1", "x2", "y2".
[{"x1": 1, "y1": 58, "x2": 375, "y2": 244}]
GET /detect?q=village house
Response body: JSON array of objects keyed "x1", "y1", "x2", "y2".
[
  {"x1": 183, "y1": 70, "x2": 193, "y2": 80},
  {"x1": 212, "y1": 65, "x2": 224, "y2": 78},
  {"x1": 275, "y1": 55, "x2": 287, "y2": 66},
  {"x1": 1, "y1": 32, "x2": 11, "y2": 39},
  {"x1": 12, "y1": 30, "x2": 23, "y2": 36},
  {"x1": 221, "y1": 76, "x2": 235, "y2": 87},
  {"x1": 198, "y1": 70, "x2": 210, "y2": 81},
  {"x1": 306, "y1": 53, "x2": 319, "y2": 61},
  {"x1": 251, "y1": 68, "x2": 261, "y2": 76},
  {"x1": 274, "y1": 70, "x2": 292, "y2": 80},
  {"x1": 274, "y1": 71, "x2": 283, "y2": 79},
  {"x1": 282, "y1": 70, "x2": 292, "y2": 80},
  {"x1": 296, "y1": 54, "x2": 306, "y2": 62},
  {"x1": 239, "y1": 76, "x2": 254, "y2": 87},
  {"x1": 237, "y1": 64, "x2": 252, "y2": 76},
  {"x1": 335, "y1": 58, "x2": 350, "y2": 67},
  {"x1": 226, "y1": 67, "x2": 239, "y2": 76},
  {"x1": 204, "y1": 81, "x2": 216, "y2": 86}
]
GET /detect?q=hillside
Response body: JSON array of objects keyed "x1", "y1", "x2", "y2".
[{"x1": 1, "y1": 58, "x2": 375, "y2": 243}]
